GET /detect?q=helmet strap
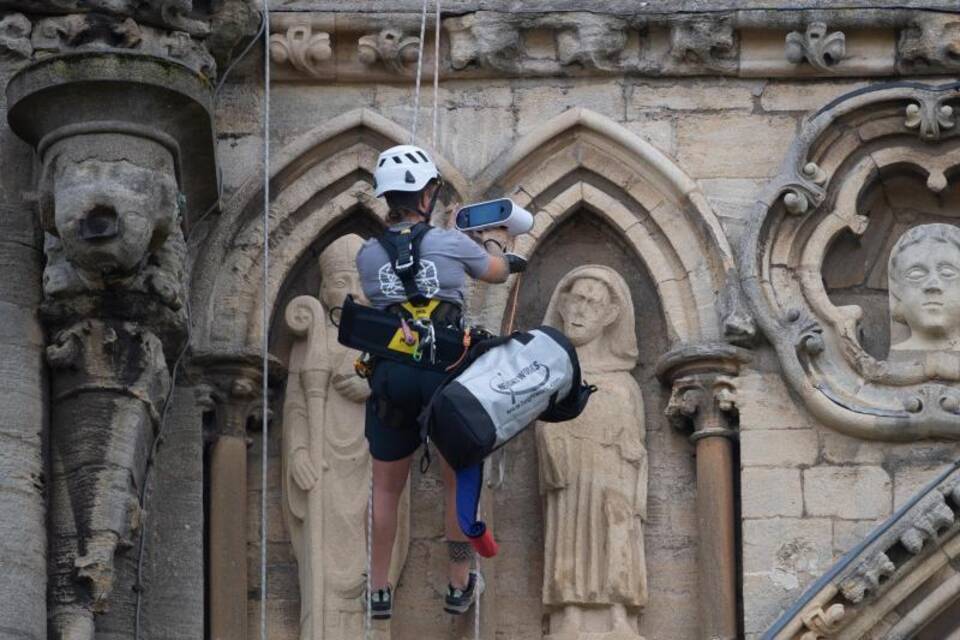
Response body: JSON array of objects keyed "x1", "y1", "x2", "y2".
[{"x1": 416, "y1": 177, "x2": 443, "y2": 221}]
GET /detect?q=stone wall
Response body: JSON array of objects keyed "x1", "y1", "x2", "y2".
[{"x1": 242, "y1": 67, "x2": 960, "y2": 639}]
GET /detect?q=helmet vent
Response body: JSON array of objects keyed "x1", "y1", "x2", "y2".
[
  {"x1": 417, "y1": 151, "x2": 429, "y2": 162},
  {"x1": 378, "y1": 158, "x2": 387, "y2": 167},
  {"x1": 404, "y1": 170, "x2": 416, "y2": 183},
  {"x1": 392, "y1": 156, "x2": 402, "y2": 164},
  {"x1": 405, "y1": 153, "x2": 419, "y2": 164}
]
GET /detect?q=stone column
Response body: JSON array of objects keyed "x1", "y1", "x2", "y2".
[
  {"x1": 6, "y1": 52, "x2": 218, "y2": 640},
  {"x1": 196, "y1": 353, "x2": 275, "y2": 640},
  {"x1": 658, "y1": 345, "x2": 750, "y2": 640}
]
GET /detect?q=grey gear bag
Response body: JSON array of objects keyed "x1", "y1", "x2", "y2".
[{"x1": 422, "y1": 326, "x2": 596, "y2": 470}]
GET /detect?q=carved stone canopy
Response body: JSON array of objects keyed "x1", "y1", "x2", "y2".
[
  {"x1": 740, "y1": 82, "x2": 960, "y2": 441},
  {"x1": 5, "y1": 52, "x2": 219, "y2": 229}
]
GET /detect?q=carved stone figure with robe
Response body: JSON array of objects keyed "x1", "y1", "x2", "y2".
[
  {"x1": 282, "y1": 233, "x2": 409, "y2": 640},
  {"x1": 537, "y1": 264, "x2": 648, "y2": 640}
]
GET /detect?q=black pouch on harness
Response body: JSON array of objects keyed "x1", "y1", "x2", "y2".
[
  {"x1": 421, "y1": 326, "x2": 596, "y2": 470},
  {"x1": 336, "y1": 295, "x2": 466, "y2": 371}
]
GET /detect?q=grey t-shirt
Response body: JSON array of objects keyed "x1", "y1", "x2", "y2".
[{"x1": 356, "y1": 225, "x2": 490, "y2": 309}]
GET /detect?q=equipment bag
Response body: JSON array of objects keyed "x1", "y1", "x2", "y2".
[{"x1": 422, "y1": 325, "x2": 595, "y2": 471}]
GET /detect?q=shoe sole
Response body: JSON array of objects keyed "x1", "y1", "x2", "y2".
[
  {"x1": 443, "y1": 573, "x2": 485, "y2": 615},
  {"x1": 371, "y1": 612, "x2": 392, "y2": 620}
]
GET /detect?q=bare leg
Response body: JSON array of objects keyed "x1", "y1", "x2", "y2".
[
  {"x1": 371, "y1": 455, "x2": 413, "y2": 590},
  {"x1": 440, "y1": 454, "x2": 471, "y2": 588}
]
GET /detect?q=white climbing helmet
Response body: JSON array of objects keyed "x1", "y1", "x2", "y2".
[{"x1": 373, "y1": 144, "x2": 440, "y2": 197}]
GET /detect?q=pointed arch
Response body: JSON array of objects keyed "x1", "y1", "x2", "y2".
[
  {"x1": 190, "y1": 109, "x2": 468, "y2": 353},
  {"x1": 470, "y1": 108, "x2": 749, "y2": 346}
]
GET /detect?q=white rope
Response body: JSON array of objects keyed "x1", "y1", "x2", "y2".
[
  {"x1": 410, "y1": 0, "x2": 429, "y2": 143},
  {"x1": 432, "y1": 0, "x2": 441, "y2": 147},
  {"x1": 365, "y1": 470, "x2": 374, "y2": 640},
  {"x1": 473, "y1": 557, "x2": 481, "y2": 640},
  {"x1": 260, "y1": 1, "x2": 271, "y2": 638}
]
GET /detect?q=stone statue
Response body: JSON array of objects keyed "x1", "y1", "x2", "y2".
[
  {"x1": 283, "y1": 234, "x2": 409, "y2": 640},
  {"x1": 537, "y1": 265, "x2": 648, "y2": 640},
  {"x1": 888, "y1": 223, "x2": 960, "y2": 354}
]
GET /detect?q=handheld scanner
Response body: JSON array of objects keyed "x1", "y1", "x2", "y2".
[{"x1": 454, "y1": 198, "x2": 534, "y2": 237}]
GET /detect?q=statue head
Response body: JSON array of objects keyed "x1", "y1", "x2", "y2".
[
  {"x1": 888, "y1": 223, "x2": 960, "y2": 352},
  {"x1": 318, "y1": 234, "x2": 366, "y2": 311},
  {"x1": 543, "y1": 265, "x2": 639, "y2": 371},
  {"x1": 40, "y1": 133, "x2": 180, "y2": 279}
]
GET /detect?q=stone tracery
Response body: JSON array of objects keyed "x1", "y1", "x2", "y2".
[{"x1": 740, "y1": 82, "x2": 960, "y2": 441}]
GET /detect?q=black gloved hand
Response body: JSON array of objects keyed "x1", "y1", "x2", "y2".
[{"x1": 505, "y1": 253, "x2": 527, "y2": 274}]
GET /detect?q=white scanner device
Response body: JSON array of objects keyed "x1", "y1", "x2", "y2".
[{"x1": 454, "y1": 198, "x2": 534, "y2": 237}]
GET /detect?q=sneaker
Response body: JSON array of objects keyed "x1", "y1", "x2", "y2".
[
  {"x1": 368, "y1": 585, "x2": 392, "y2": 620},
  {"x1": 443, "y1": 570, "x2": 484, "y2": 615}
]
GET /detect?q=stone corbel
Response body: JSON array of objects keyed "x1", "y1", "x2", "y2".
[
  {"x1": 898, "y1": 12, "x2": 960, "y2": 72},
  {"x1": 269, "y1": 23, "x2": 332, "y2": 79},
  {"x1": 358, "y1": 28, "x2": 420, "y2": 73},
  {"x1": 548, "y1": 14, "x2": 628, "y2": 71},
  {"x1": 799, "y1": 604, "x2": 846, "y2": 640},
  {"x1": 0, "y1": 12, "x2": 32, "y2": 59},
  {"x1": 7, "y1": 51, "x2": 217, "y2": 639},
  {"x1": 785, "y1": 23, "x2": 847, "y2": 72},
  {"x1": 668, "y1": 15, "x2": 738, "y2": 73}
]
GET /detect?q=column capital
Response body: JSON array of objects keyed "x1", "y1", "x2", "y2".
[
  {"x1": 657, "y1": 342, "x2": 751, "y2": 438},
  {"x1": 192, "y1": 350, "x2": 285, "y2": 438}
]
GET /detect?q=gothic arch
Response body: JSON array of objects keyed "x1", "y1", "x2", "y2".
[
  {"x1": 190, "y1": 108, "x2": 468, "y2": 353},
  {"x1": 469, "y1": 107, "x2": 751, "y2": 347}
]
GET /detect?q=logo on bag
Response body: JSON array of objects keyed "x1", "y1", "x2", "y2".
[{"x1": 490, "y1": 361, "x2": 551, "y2": 406}]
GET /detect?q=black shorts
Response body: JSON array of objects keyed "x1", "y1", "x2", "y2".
[{"x1": 365, "y1": 359, "x2": 448, "y2": 462}]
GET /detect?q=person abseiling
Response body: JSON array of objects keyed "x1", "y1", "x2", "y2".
[{"x1": 356, "y1": 143, "x2": 525, "y2": 620}]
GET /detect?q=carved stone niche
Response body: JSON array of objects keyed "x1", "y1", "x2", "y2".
[{"x1": 740, "y1": 82, "x2": 960, "y2": 441}]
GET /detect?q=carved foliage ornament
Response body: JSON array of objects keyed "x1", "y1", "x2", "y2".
[
  {"x1": 785, "y1": 22, "x2": 846, "y2": 72},
  {"x1": 740, "y1": 83, "x2": 960, "y2": 441},
  {"x1": 358, "y1": 28, "x2": 420, "y2": 73},
  {"x1": 269, "y1": 24, "x2": 332, "y2": 78}
]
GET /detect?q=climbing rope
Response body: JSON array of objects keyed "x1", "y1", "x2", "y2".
[
  {"x1": 364, "y1": 468, "x2": 375, "y2": 639},
  {"x1": 260, "y1": 0, "x2": 271, "y2": 638},
  {"x1": 410, "y1": 0, "x2": 429, "y2": 144}
]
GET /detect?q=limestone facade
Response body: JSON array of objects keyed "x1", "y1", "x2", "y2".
[{"x1": 2, "y1": 2, "x2": 960, "y2": 640}]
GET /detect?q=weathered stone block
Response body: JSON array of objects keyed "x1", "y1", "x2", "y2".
[
  {"x1": 893, "y1": 464, "x2": 953, "y2": 510},
  {"x1": 623, "y1": 115, "x2": 675, "y2": 157},
  {"x1": 628, "y1": 79, "x2": 759, "y2": 112},
  {"x1": 514, "y1": 79, "x2": 625, "y2": 135},
  {"x1": 742, "y1": 468, "x2": 803, "y2": 517},
  {"x1": 743, "y1": 516, "x2": 834, "y2": 579},
  {"x1": 820, "y1": 430, "x2": 888, "y2": 465},
  {"x1": 676, "y1": 113, "x2": 798, "y2": 178},
  {"x1": 803, "y1": 466, "x2": 892, "y2": 519},
  {"x1": 738, "y1": 371, "x2": 816, "y2": 431},
  {"x1": 741, "y1": 429, "x2": 819, "y2": 467},
  {"x1": 698, "y1": 178, "x2": 765, "y2": 221},
  {"x1": 833, "y1": 519, "x2": 878, "y2": 556},
  {"x1": 760, "y1": 80, "x2": 870, "y2": 112}
]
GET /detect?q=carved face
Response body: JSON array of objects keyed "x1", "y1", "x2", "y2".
[
  {"x1": 891, "y1": 238, "x2": 960, "y2": 347},
  {"x1": 320, "y1": 268, "x2": 364, "y2": 311},
  {"x1": 53, "y1": 158, "x2": 178, "y2": 277},
  {"x1": 558, "y1": 277, "x2": 619, "y2": 347}
]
